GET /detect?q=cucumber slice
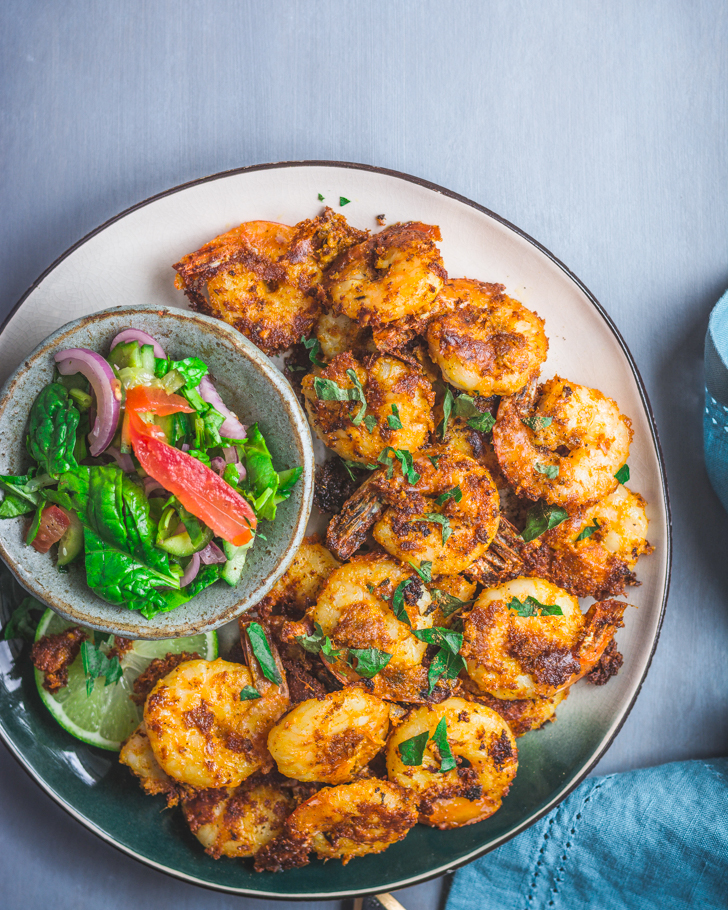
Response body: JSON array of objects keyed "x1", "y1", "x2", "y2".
[
  {"x1": 221, "y1": 537, "x2": 255, "y2": 587},
  {"x1": 57, "y1": 512, "x2": 84, "y2": 566}
]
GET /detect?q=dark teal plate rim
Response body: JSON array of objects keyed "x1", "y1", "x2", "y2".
[{"x1": 0, "y1": 160, "x2": 672, "y2": 900}]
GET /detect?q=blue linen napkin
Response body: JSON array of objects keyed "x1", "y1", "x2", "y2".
[
  {"x1": 445, "y1": 758, "x2": 728, "y2": 910},
  {"x1": 704, "y1": 289, "x2": 728, "y2": 512}
]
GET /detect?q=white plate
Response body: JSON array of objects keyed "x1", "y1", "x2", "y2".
[{"x1": 0, "y1": 162, "x2": 670, "y2": 899}]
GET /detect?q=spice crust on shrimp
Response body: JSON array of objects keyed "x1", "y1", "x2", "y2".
[
  {"x1": 426, "y1": 279, "x2": 548, "y2": 397},
  {"x1": 386, "y1": 697, "x2": 518, "y2": 829},
  {"x1": 493, "y1": 376, "x2": 633, "y2": 507},
  {"x1": 173, "y1": 208, "x2": 368, "y2": 355},
  {"x1": 461, "y1": 577, "x2": 629, "y2": 699}
]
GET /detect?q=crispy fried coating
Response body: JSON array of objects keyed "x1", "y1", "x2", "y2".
[
  {"x1": 30, "y1": 626, "x2": 88, "y2": 693},
  {"x1": 131, "y1": 650, "x2": 201, "y2": 706},
  {"x1": 174, "y1": 208, "x2": 368, "y2": 355}
]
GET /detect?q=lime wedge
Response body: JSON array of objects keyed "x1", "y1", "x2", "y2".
[{"x1": 34, "y1": 609, "x2": 218, "y2": 751}]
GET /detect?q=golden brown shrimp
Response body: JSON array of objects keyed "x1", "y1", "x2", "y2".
[
  {"x1": 492, "y1": 376, "x2": 633, "y2": 507},
  {"x1": 461, "y1": 577, "x2": 629, "y2": 699},
  {"x1": 426, "y1": 280, "x2": 548, "y2": 396},
  {"x1": 324, "y1": 222, "x2": 447, "y2": 330},
  {"x1": 302, "y1": 351, "x2": 435, "y2": 465},
  {"x1": 463, "y1": 684, "x2": 570, "y2": 737},
  {"x1": 311, "y1": 551, "x2": 436, "y2": 702},
  {"x1": 537, "y1": 484, "x2": 653, "y2": 599},
  {"x1": 254, "y1": 778, "x2": 417, "y2": 870},
  {"x1": 173, "y1": 208, "x2": 368, "y2": 355},
  {"x1": 257, "y1": 535, "x2": 340, "y2": 620},
  {"x1": 268, "y1": 687, "x2": 390, "y2": 784},
  {"x1": 119, "y1": 722, "x2": 189, "y2": 804},
  {"x1": 144, "y1": 657, "x2": 289, "y2": 789},
  {"x1": 386, "y1": 698, "x2": 518, "y2": 829},
  {"x1": 182, "y1": 775, "x2": 296, "y2": 859},
  {"x1": 315, "y1": 311, "x2": 374, "y2": 361},
  {"x1": 327, "y1": 447, "x2": 500, "y2": 576}
]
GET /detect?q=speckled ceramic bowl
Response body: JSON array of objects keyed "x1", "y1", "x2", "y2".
[{"x1": 0, "y1": 304, "x2": 314, "y2": 639}]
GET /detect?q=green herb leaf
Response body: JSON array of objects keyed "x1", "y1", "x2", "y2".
[
  {"x1": 438, "y1": 389, "x2": 454, "y2": 437},
  {"x1": 408, "y1": 560, "x2": 432, "y2": 582},
  {"x1": 301, "y1": 335, "x2": 325, "y2": 367},
  {"x1": 435, "y1": 486, "x2": 462, "y2": 506},
  {"x1": 452, "y1": 393, "x2": 495, "y2": 433},
  {"x1": 27, "y1": 383, "x2": 80, "y2": 476},
  {"x1": 363, "y1": 413, "x2": 377, "y2": 434},
  {"x1": 427, "y1": 455, "x2": 441, "y2": 468},
  {"x1": 521, "y1": 501, "x2": 569, "y2": 542},
  {"x1": 576, "y1": 519, "x2": 600, "y2": 542},
  {"x1": 340, "y1": 458, "x2": 377, "y2": 481},
  {"x1": 294, "y1": 623, "x2": 326, "y2": 654},
  {"x1": 427, "y1": 647, "x2": 467, "y2": 694},
  {"x1": 507, "y1": 595, "x2": 564, "y2": 617},
  {"x1": 25, "y1": 502, "x2": 44, "y2": 545},
  {"x1": 239, "y1": 685, "x2": 261, "y2": 701},
  {"x1": 431, "y1": 716, "x2": 457, "y2": 772},
  {"x1": 535, "y1": 463, "x2": 559, "y2": 479},
  {"x1": 522, "y1": 416, "x2": 553, "y2": 430},
  {"x1": 391, "y1": 579, "x2": 415, "y2": 627},
  {"x1": 339, "y1": 196, "x2": 351, "y2": 206},
  {"x1": 348, "y1": 647, "x2": 392, "y2": 678},
  {"x1": 155, "y1": 356, "x2": 209, "y2": 389},
  {"x1": 430, "y1": 588, "x2": 476, "y2": 617},
  {"x1": 246, "y1": 622, "x2": 282, "y2": 684},
  {"x1": 313, "y1": 373, "x2": 367, "y2": 426},
  {"x1": 318, "y1": 193, "x2": 325, "y2": 201},
  {"x1": 387, "y1": 404, "x2": 403, "y2": 430},
  {"x1": 2, "y1": 596, "x2": 45, "y2": 642},
  {"x1": 423, "y1": 512, "x2": 452, "y2": 545},
  {"x1": 240, "y1": 424, "x2": 283, "y2": 521},
  {"x1": 467, "y1": 411, "x2": 496, "y2": 433},
  {"x1": 397, "y1": 730, "x2": 430, "y2": 766},
  {"x1": 413, "y1": 626, "x2": 463, "y2": 654},
  {"x1": 615, "y1": 464, "x2": 630, "y2": 484},
  {"x1": 378, "y1": 447, "x2": 420, "y2": 484},
  {"x1": 80, "y1": 640, "x2": 123, "y2": 697},
  {"x1": 321, "y1": 636, "x2": 346, "y2": 662}
]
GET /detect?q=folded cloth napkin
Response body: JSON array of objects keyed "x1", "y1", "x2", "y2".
[
  {"x1": 445, "y1": 758, "x2": 728, "y2": 910},
  {"x1": 704, "y1": 289, "x2": 728, "y2": 512}
]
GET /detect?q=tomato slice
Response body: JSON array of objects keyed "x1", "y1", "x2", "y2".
[
  {"x1": 128, "y1": 412, "x2": 256, "y2": 546},
  {"x1": 125, "y1": 385, "x2": 195, "y2": 417},
  {"x1": 29, "y1": 505, "x2": 71, "y2": 553}
]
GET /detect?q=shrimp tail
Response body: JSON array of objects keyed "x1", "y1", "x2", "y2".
[
  {"x1": 575, "y1": 599, "x2": 628, "y2": 669},
  {"x1": 325, "y1": 472, "x2": 387, "y2": 560},
  {"x1": 240, "y1": 617, "x2": 290, "y2": 700},
  {"x1": 464, "y1": 516, "x2": 547, "y2": 586}
]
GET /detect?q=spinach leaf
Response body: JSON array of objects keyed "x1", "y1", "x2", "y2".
[
  {"x1": 27, "y1": 383, "x2": 80, "y2": 475},
  {"x1": 158, "y1": 565, "x2": 222, "y2": 613},
  {"x1": 155, "y1": 356, "x2": 209, "y2": 389},
  {"x1": 242, "y1": 424, "x2": 280, "y2": 521},
  {"x1": 276, "y1": 467, "x2": 303, "y2": 503},
  {"x1": 0, "y1": 493, "x2": 35, "y2": 518}
]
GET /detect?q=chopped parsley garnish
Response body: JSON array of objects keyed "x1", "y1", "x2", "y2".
[
  {"x1": 340, "y1": 458, "x2": 376, "y2": 481},
  {"x1": 387, "y1": 404, "x2": 403, "y2": 430},
  {"x1": 301, "y1": 335, "x2": 325, "y2": 366},
  {"x1": 80, "y1": 640, "x2": 123, "y2": 697},
  {"x1": 348, "y1": 647, "x2": 391, "y2": 678},
  {"x1": 363, "y1": 413, "x2": 378, "y2": 434},
  {"x1": 339, "y1": 196, "x2": 351, "y2": 206},
  {"x1": 435, "y1": 485, "x2": 462, "y2": 506},
  {"x1": 576, "y1": 519, "x2": 600, "y2": 542},
  {"x1": 438, "y1": 389, "x2": 495, "y2": 435},
  {"x1": 318, "y1": 193, "x2": 325, "y2": 201},
  {"x1": 521, "y1": 501, "x2": 569, "y2": 542},
  {"x1": 615, "y1": 464, "x2": 630, "y2": 484},
  {"x1": 423, "y1": 512, "x2": 452, "y2": 545},
  {"x1": 535, "y1": 463, "x2": 559, "y2": 479},
  {"x1": 522, "y1": 415, "x2": 553, "y2": 431},
  {"x1": 398, "y1": 730, "x2": 429, "y2": 766},
  {"x1": 295, "y1": 622, "x2": 342, "y2": 659},
  {"x1": 239, "y1": 685, "x2": 261, "y2": 701},
  {"x1": 246, "y1": 622, "x2": 282, "y2": 684},
  {"x1": 377, "y1": 447, "x2": 420, "y2": 484},
  {"x1": 313, "y1": 371, "x2": 367, "y2": 426},
  {"x1": 507, "y1": 595, "x2": 564, "y2": 617}
]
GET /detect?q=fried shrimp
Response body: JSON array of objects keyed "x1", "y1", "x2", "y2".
[
  {"x1": 268, "y1": 687, "x2": 390, "y2": 784},
  {"x1": 173, "y1": 208, "x2": 368, "y2": 355},
  {"x1": 465, "y1": 686, "x2": 570, "y2": 737},
  {"x1": 426, "y1": 280, "x2": 548, "y2": 396},
  {"x1": 119, "y1": 722, "x2": 187, "y2": 804},
  {"x1": 461, "y1": 577, "x2": 629, "y2": 699},
  {"x1": 311, "y1": 551, "x2": 436, "y2": 702},
  {"x1": 144, "y1": 658, "x2": 289, "y2": 789},
  {"x1": 327, "y1": 447, "x2": 500, "y2": 575},
  {"x1": 493, "y1": 376, "x2": 633, "y2": 507},
  {"x1": 254, "y1": 778, "x2": 417, "y2": 870},
  {"x1": 538, "y1": 484, "x2": 653, "y2": 599},
  {"x1": 302, "y1": 351, "x2": 435, "y2": 465},
  {"x1": 324, "y1": 222, "x2": 447, "y2": 330},
  {"x1": 257, "y1": 535, "x2": 340, "y2": 620},
  {"x1": 182, "y1": 775, "x2": 296, "y2": 859},
  {"x1": 315, "y1": 311, "x2": 373, "y2": 361},
  {"x1": 386, "y1": 698, "x2": 518, "y2": 829}
]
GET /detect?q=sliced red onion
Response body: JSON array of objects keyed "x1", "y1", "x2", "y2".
[
  {"x1": 199, "y1": 541, "x2": 227, "y2": 565},
  {"x1": 105, "y1": 445, "x2": 135, "y2": 473},
  {"x1": 223, "y1": 446, "x2": 238, "y2": 463},
  {"x1": 143, "y1": 476, "x2": 169, "y2": 497},
  {"x1": 210, "y1": 456, "x2": 226, "y2": 475},
  {"x1": 110, "y1": 329, "x2": 166, "y2": 359},
  {"x1": 181, "y1": 443, "x2": 190, "y2": 452},
  {"x1": 55, "y1": 348, "x2": 121, "y2": 456},
  {"x1": 180, "y1": 552, "x2": 200, "y2": 587},
  {"x1": 199, "y1": 376, "x2": 247, "y2": 439}
]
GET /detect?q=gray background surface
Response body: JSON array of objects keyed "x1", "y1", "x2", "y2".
[{"x1": 1, "y1": 2, "x2": 726, "y2": 908}]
